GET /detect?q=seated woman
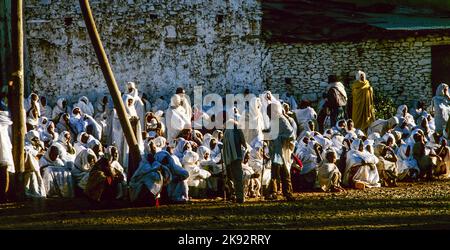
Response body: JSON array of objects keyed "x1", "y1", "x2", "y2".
[
  {"x1": 129, "y1": 150, "x2": 189, "y2": 206},
  {"x1": 367, "y1": 116, "x2": 399, "y2": 137},
  {"x1": 374, "y1": 134, "x2": 399, "y2": 187},
  {"x1": 396, "y1": 140, "x2": 420, "y2": 181},
  {"x1": 332, "y1": 119, "x2": 347, "y2": 136},
  {"x1": 56, "y1": 113, "x2": 77, "y2": 141},
  {"x1": 430, "y1": 137, "x2": 450, "y2": 178},
  {"x1": 242, "y1": 151, "x2": 261, "y2": 198},
  {"x1": 294, "y1": 137, "x2": 321, "y2": 190},
  {"x1": 40, "y1": 121, "x2": 59, "y2": 148},
  {"x1": 26, "y1": 107, "x2": 40, "y2": 131},
  {"x1": 182, "y1": 150, "x2": 211, "y2": 198},
  {"x1": 74, "y1": 132, "x2": 93, "y2": 155},
  {"x1": 395, "y1": 105, "x2": 416, "y2": 129},
  {"x1": 87, "y1": 138, "x2": 104, "y2": 158},
  {"x1": 72, "y1": 148, "x2": 97, "y2": 192},
  {"x1": 24, "y1": 130, "x2": 47, "y2": 198},
  {"x1": 317, "y1": 149, "x2": 345, "y2": 192},
  {"x1": 39, "y1": 145, "x2": 74, "y2": 198},
  {"x1": 104, "y1": 146, "x2": 127, "y2": 199},
  {"x1": 197, "y1": 146, "x2": 223, "y2": 197},
  {"x1": 37, "y1": 116, "x2": 49, "y2": 134},
  {"x1": 173, "y1": 137, "x2": 192, "y2": 161},
  {"x1": 412, "y1": 133, "x2": 435, "y2": 181},
  {"x1": 144, "y1": 112, "x2": 164, "y2": 137},
  {"x1": 343, "y1": 139, "x2": 380, "y2": 190},
  {"x1": 53, "y1": 131, "x2": 77, "y2": 162},
  {"x1": 85, "y1": 157, "x2": 125, "y2": 203}
]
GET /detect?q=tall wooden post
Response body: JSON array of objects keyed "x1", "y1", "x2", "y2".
[
  {"x1": 79, "y1": 0, "x2": 141, "y2": 179},
  {"x1": 9, "y1": 0, "x2": 25, "y2": 199}
]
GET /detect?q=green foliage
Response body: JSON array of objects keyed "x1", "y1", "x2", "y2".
[{"x1": 373, "y1": 89, "x2": 396, "y2": 120}]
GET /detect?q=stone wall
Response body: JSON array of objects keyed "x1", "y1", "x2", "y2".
[
  {"x1": 268, "y1": 35, "x2": 450, "y2": 106},
  {"x1": 25, "y1": 0, "x2": 266, "y2": 105}
]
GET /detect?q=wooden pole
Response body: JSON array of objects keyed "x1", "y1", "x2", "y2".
[
  {"x1": 79, "y1": 0, "x2": 141, "y2": 179},
  {"x1": 9, "y1": 0, "x2": 25, "y2": 199}
]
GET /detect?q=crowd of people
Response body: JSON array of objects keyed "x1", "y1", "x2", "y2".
[{"x1": 1, "y1": 70, "x2": 449, "y2": 205}]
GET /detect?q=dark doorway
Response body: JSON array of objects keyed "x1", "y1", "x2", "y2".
[{"x1": 432, "y1": 45, "x2": 450, "y2": 94}]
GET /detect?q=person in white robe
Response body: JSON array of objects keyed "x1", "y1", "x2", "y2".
[
  {"x1": 166, "y1": 94, "x2": 191, "y2": 147},
  {"x1": 94, "y1": 95, "x2": 109, "y2": 144},
  {"x1": 74, "y1": 132, "x2": 93, "y2": 155},
  {"x1": 23, "y1": 130, "x2": 47, "y2": 198},
  {"x1": 53, "y1": 131, "x2": 77, "y2": 163},
  {"x1": 294, "y1": 139, "x2": 320, "y2": 189},
  {"x1": 182, "y1": 150, "x2": 211, "y2": 197},
  {"x1": 56, "y1": 113, "x2": 77, "y2": 142},
  {"x1": 38, "y1": 116, "x2": 49, "y2": 134},
  {"x1": 238, "y1": 96, "x2": 264, "y2": 147},
  {"x1": 84, "y1": 114, "x2": 102, "y2": 141},
  {"x1": 431, "y1": 83, "x2": 450, "y2": 134},
  {"x1": 40, "y1": 121, "x2": 59, "y2": 147},
  {"x1": 52, "y1": 97, "x2": 69, "y2": 122},
  {"x1": 70, "y1": 107, "x2": 87, "y2": 136},
  {"x1": 197, "y1": 146, "x2": 222, "y2": 196},
  {"x1": 343, "y1": 139, "x2": 380, "y2": 189},
  {"x1": 39, "y1": 145, "x2": 74, "y2": 198},
  {"x1": 26, "y1": 106, "x2": 40, "y2": 131},
  {"x1": 72, "y1": 148, "x2": 97, "y2": 191},
  {"x1": 293, "y1": 100, "x2": 318, "y2": 136},
  {"x1": 396, "y1": 139, "x2": 420, "y2": 180},
  {"x1": 39, "y1": 96, "x2": 53, "y2": 120},
  {"x1": 117, "y1": 95, "x2": 144, "y2": 168},
  {"x1": 367, "y1": 116, "x2": 399, "y2": 137},
  {"x1": 395, "y1": 105, "x2": 416, "y2": 129},
  {"x1": 0, "y1": 110, "x2": 14, "y2": 203},
  {"x1": 24, "y1": 93, "x2": 41, "y2": 118},
  {"x1": 175, "y1": 87, "x2": 193, "y2": 124},
  {"x1": 103, "y1": 146, "x2": 127, "y2": 199},
  {"x1": 125, "y1": 82, "x2": 146, "y2": 128},
  {"x1": 260, "y1": 90, "x2": 281, "y2": 130},
  {"x1": 317, "y1": 149, "x2": 344, "y2": 192},
  {"x1": 129, "y1": 150, "x2": 189, "y2": 204},
  {"x1": 73, "y1": 96, "x2": 94, "y2": 117}
]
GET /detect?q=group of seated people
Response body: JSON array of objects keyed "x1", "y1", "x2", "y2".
[{"x1": 1, "y1": 81, "x2": 449, "y2": 206}]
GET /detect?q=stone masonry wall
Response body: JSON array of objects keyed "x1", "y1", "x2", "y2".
[
  {"x1": 25, "y1": 0, "x2": 266, "y2": 105},
  {"x1": 268, "y1": 35, "x2": 450, "y2": 106}
]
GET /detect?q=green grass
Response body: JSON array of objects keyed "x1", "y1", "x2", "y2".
[{"x1": 0, "y1": 180, "x2": 449, "y2": 230}]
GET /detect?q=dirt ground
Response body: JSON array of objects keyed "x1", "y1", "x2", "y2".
[{"x1": 1, "y1": 179, "x2": 449, "y2": 230}]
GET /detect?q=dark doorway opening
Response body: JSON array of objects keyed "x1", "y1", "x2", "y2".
[{"x1": 432, "y1": 45, "x2": 450, "y2": 94}]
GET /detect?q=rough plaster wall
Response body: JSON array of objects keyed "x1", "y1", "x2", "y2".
[
  {"x1": 25, "y1": 0, "x2": 265, "y2": 105},
  {"x1": 268, "y1": 35, "x2": 450, "y2": 106}
]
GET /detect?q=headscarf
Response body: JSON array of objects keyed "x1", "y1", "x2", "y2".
[
  {"x1": 197, "y1": 146, "x2": 211, "y2": 160},
  {"x1": 174, "y1": 137, "x2": 189, "y2": 159},
  {"x1": 123, "y1": 94, "x2": 137, "y2": 117},
  {"x1": 327, "y1": 81, "x2": 348, "y2": 101},
  {"x1": 74, "y1": 148, "x2": 97, "y2": 172},
  {"x1": 435, "y1": 83, "x2": 449, "y2": 97}
]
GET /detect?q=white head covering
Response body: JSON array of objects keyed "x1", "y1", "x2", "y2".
[
  {"x1": 74, "y1": 148, "x2": 97, "y2": 171},
  {"x1": 123, "y1": 94, "x2": 137, "y2": 116},
  {"x1": 435, "y1": 83, "x2": 449, "y2": 97},
  {"x1": 355, "y1": 70, "x2": 366, "y2": 81}
]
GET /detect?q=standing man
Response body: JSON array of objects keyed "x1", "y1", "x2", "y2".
[
  {"x1": 222, "y1": 117, "x2": 247, "y2": 203},
  {"x1": 326, "y1": 74, "x2": 348, "y2": 126},
  {"x1": 351, "y1": 70, "x2": 375, "y2": 132},
  {"x1": 266, "y1": 103, "x2": 296, "y2": 201}
]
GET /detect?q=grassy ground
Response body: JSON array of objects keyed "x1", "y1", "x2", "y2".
[{"x1": 0, "y1": 179, "x2": 449, "y2": 230}]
